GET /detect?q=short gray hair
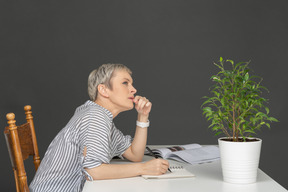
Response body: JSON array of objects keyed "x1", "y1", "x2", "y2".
[{"x1": 88, "y1": 64, "x2": 132, "y2": 101}]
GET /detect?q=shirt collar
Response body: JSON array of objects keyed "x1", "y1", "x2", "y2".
[{"x1": 85, "y1": 100, "x2": 113, "y2": 119}]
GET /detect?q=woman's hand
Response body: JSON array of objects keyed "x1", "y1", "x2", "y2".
[
  {"x1": 133, "y1": 96, "x2": 152, "y2": 117},
  {"x1": 141, "y1": 159, "x2": 170, "y2": 175},
  {"x1": 85, "y1": 158, "x2": 169, "y2": 180}
]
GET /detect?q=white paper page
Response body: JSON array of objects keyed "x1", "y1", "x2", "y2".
[
  {"x1": 169, "y1": 146, "x2": 220, "y2": 164},
  {"x1": 142, "y1": 163, "x2": 195, "y2": 179},
  {"x1": 151, "y1": 144, "x2": 202, "y2": 159},
  {"x1": 181, "y1": 144, "x2": 202, "y2": 150}
]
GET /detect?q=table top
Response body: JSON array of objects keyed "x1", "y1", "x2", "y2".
[{"x1": 82, "y1": 145, "x2": 287, "y2": 192}]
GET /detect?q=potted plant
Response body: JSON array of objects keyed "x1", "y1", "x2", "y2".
[{"x1": 201, "y1": 57, "x2": 278, "y2": 184}]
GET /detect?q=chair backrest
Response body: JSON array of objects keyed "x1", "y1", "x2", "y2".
[{"x1": 4, "y1": 105, "x2": 41, "y2": 192}]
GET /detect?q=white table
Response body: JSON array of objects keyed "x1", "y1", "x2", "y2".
[{"x1": 82, "y1": 146, "x2": 287, "y2": 192}]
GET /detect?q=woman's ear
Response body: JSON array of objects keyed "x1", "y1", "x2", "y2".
[{"x1": 97, "y1": 84, "x2": 109, "y2": 98}]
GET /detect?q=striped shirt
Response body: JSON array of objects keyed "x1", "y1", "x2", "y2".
[{"x1": 29, "y1": 100, "x2": 132, "y2": 192}]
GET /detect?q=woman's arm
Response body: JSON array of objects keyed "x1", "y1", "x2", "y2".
[
  {"x1": 122, "y1": 126, "x2": 147, "y2": 162},
  {"x1": 85, "y1": 158, "x2": 169, "y2": 180},
  {"x1": 122, "y1": 96, "x2": 151, "y2": 162},
  {"x1": 85, "y1": 96, "x2": 161, "y2": 180}
]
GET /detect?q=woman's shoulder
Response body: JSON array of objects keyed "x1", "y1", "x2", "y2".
[
  {"x1": 76, "y1": 101, "x2": 101, "y2": 114},
  {"x1": 75, "y1": 101, "x2": 111, "y2": 123},
  {"x1": 78, "y1": 100, "x2": 111, "y2": 114},
  {"x1": 76, "y1": 105, "x2": 104, "y2": 119}
]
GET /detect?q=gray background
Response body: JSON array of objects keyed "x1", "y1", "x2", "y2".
[{"x1": 1, "y1": 0, "x2": 287, "y2": 190}]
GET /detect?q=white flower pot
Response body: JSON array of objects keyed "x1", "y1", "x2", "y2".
[{"x1": 218, "y1": 137, "x2": 262, "y2": 184}]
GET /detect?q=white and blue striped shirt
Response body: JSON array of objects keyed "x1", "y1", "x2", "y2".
[{"x1": 29, "y1": 100, "x2": 132, "y2": 192}]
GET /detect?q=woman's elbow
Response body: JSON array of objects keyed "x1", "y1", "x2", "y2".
[
  {"x1": 85, "y1": 165, "x2": 108, "y2": 180},
  {"x1": 130, "y1": 155, "x2": 144, "y2": 162}
]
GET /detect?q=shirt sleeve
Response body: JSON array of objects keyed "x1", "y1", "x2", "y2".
[
  {"x1": 111, "y1": 123, "x2": 132, "y2": 157},
  {"x1": 82, "y1": 115, "x2": 112, "y2": 169}
]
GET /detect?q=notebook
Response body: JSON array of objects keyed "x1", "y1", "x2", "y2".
[{"x1": 141, "y1": 164, "x2": 195, "y2": 179}]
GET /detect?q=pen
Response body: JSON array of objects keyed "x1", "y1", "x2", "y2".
[{"x1": 146, "y1": 146, "x2": 172, "y2": 173}]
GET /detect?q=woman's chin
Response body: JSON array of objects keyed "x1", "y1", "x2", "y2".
[
  {"x1": 128, "y1": 105, "x2": 134, "y2": 110},
  {"x1": 121, "y1": 104, "x2": 134, "y2": 112}
]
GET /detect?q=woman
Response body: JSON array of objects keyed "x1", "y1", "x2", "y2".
[{"x1": 29, "y1": 64, "x2": 169, "y2": 192}]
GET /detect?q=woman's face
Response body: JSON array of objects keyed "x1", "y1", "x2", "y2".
[{"x1": 107, "y1": 70, "x2": 137, "y2": 112}]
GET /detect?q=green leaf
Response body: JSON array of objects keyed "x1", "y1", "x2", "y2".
[
  {"x1": 265, "y1": 107, "x2": 269, "y2": 114},
  {"x1": 212, "y1": 91, "x2": 220, "y2": 98},
  {"x1": 242, "y1": 136, "x2": 247, "y2": 142},
  {"x1": 215, "y1": 131, "x2": 222, "y2": 136},
  {"x1": 203, "y1": 107, "x2": 212, "y2": 112},
  {"x1": 220, "y1": 97, "x2": 225, "y2": 106},
  {"x1": 213, "y1": 63, "x2": 224, "y2": 71},
  {"x1": 244, "y1": 72, "x2": 249, "y2": 82},
  {"x1": 212, "y1": 126, "x2": 220, "y2": 131},
  {"x1": 268, "y1": 117, "x2": 279, "y2": 122},
  {"x1": 244, "y1": 130, "x2": 256, "y2": 134},
  {"x1": 226, "y1": 59, "x2": 234, "y2": 65},
  {"x1": 256, "y1": 112, "x2": 264, "y2": 117},
  {"x1": 207, "y1": 116, "x2": 214, "y2": 121},
  {"x1": 235, "y1": 62, "x2": 246, "y2": 70},
  {"x1": 201, "y1": 100, "x2": 212, "y2": 107},
  {"x1": 258, "y1": 86, "x2": 269, "y2": 92}
]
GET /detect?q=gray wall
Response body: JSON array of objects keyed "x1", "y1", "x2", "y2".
[{"x1": 1, "y1": 0, "x2": 287, "y2": 190}]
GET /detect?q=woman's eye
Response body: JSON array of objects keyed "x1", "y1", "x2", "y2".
[{"x1": 123, "y1": 81, "x2": 128, "y2": 85}]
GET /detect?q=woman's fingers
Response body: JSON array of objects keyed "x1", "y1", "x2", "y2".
[
  {"x1": 142, "y1": 159, "x2": 169, "y2": 175},
  {"x1": 138, "y1": 98, "x2": 147, "y2": 109},
  {"x1": 133, "y1": 96, "x2": 152, "y2": 114},
  {"x1": 133, "y1": 95, "x2": 142, "y2": 104},
  {"x1": 134, "y1": 96, "x2": 147, "y2": 104},
  {"x1": 145, "y1": 102, "x2": 151, "y2": 107}
]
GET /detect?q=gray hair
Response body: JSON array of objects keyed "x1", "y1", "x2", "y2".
[{"x1": 88, "y1": 63, "x2": 132, "y2": 101}]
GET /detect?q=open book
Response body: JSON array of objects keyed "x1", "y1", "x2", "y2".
[
  {"x1": 142, "y1": 164, "x2": 195, "y2": 179},
  {"x1": 146, "y1": 144, "x2": 220, "y2": 165}
]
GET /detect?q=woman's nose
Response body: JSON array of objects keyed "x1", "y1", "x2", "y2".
[{"x1": 131, "y1": 86, "x2": 137, "y2": 94}]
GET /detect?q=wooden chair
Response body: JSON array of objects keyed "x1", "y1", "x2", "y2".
[{"x1": 4, "y1": 105, "x2": 41, "y2": 192}]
